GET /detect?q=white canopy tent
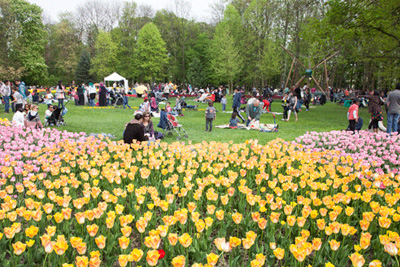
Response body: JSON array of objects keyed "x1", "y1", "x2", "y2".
[{"x1": 104, "y1": 72, "x2": 129, "y2": 93}]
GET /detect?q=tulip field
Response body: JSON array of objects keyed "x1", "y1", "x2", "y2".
[{"x1": 1, "y1": 117, "x2": 400, "y2": 267}]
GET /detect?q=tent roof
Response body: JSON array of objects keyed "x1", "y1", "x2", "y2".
[{"x1": 104, "y1": 72, "x2": 126, "y2": 81}]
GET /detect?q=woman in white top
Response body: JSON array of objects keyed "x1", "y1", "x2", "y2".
[
  {"x1": 88, "y1": 82, "x2": 97, "y2": 106},
  {"x1": 12, "y1": 107, "x2": 25, "y2": 127},
  {"x1": 56, "y1": 81, "x2": 65, "y2": 109}
]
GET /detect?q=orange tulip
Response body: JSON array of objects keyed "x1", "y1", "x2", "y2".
[
  {"x1": 168, "y1": 233, "x2": 179, "y2": 246},
  {"x1": 273, "y1": 248, "x2": 285, "y2": 260},
  {"x1": 25, "y1": 225, "x2": 39, "y2": 238},
  {"x1": 144, "y1": 235, "x2": 161, "y2": 249},
  {"x1": 229, "y1": 236, "x2": 241, "y2": 248},
  {"x1": 130, "y1": 248, "x2": 144, "y2": 262},
  {"x1": 118, "y1": 255, "x2": 129, "y2": 267},
  {"x1": 214, "y1": 238, "x2": 231, "y2": 252},
  {"x1": 384, "y1": 242, "x2": 398, "y2": 256},
  {"x1": 171, "y1": 255, "x2": 186, "y2": 267},
  {"x1": 86, "y1": 224, "x2": 99, "y2": 237},
  {"x1": 119, "y1": 236, "x2": 130, "y2": 250},
  {"x1": 146, "y1": 250, "x2": 160, "y2": 266},
  {"x1": 40, "y1": 234, "x2": 54, "y2": 253},
  {"x1": 179, "y1": 233, "x2": 192, "y2": 248},
  {"x1": 75, "y1": 256, "x2": 89, "y2": 267},
  {"x1": 76, "y1": 242, "x2": 87, "y2": 255},
  {"x1": 215, "y1": 210, "x2": 224, "y2": 221},
  {"x1": 329, "y1": 240, "x2": 340, "y2": 251},
  {"x1": 54, "y1": 235, "x2": 69, "y2": 255},
  {"x1": 12, "y1": 241, "x2": 27, "y2": 255},
  {"x1": 348, "y1": 252, "x2": 365, "y2": 267},
  {"x1": 232, "y1": 212, "x2": 242, "y2": 224},
  {"x1": 269, "y1": 212, "x2": 281, "y2": 224},
  {"x1": 95, "y1": 235, "x2": 106, "y2": 249},
  {"x1": 206, "y1": 253, "x2": 219, "y2": 266},
  {"x1": 312, "y1": 238, "x2": 322, "y2": 251}
]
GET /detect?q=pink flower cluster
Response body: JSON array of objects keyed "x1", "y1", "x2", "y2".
[
  {"x1": 0, "y1": 124, "x2": 96, "y2": 183},
  {"x1": 293, "y1": 130, "x2": 400, "y2": 175}
]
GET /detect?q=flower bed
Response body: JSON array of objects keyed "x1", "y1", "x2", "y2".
[
  {"x1": 0, "y1": 122, "x2": 399, "y2": 266},
  {"x1": 293, "y1": 130, "x2": 400, "y2": 175}
]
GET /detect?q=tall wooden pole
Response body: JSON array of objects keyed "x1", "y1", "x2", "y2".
[
  {"x1": 285, "y1": 58, "x2": 296, "y2": 89},
  {"x1": 311, "y1": 76, "x2": 327, "y2": 96},
  {"x1": 324, "y1": 60, "x2": 329, "y2": 93}
]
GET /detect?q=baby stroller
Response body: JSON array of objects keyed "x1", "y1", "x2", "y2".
[
  {"x1": 112, "y1": 92, "x2": 124, "y2": 107},
  {"x1": 155, "y1": 91, "x2": 168, "y2": 103},
  {"x1": 157, "y1": 110, "x2": 188, "y2": 140},
  {"x1": 46, "y1": 102, "x2": 68, "y2": 127}
]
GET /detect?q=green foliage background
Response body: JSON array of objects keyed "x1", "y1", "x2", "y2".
[{"x1": 0, "y1": 0, "x2": 399, "y2": 89}]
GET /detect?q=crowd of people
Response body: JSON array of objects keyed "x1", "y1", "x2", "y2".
[
  {"x1": 346, "y1": 84, "x2": 400, "y2": 134},
  {"x1": 2, "y1": 77, "x2": 400, "y2": 143}
]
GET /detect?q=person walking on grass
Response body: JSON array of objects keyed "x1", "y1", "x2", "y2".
[
  {"x1": 232, "y1": 87, "x2": 245, "y2": 123},
  {"x1": 286, "y1": 92, "x2": 298, "y2": 122},
  {"x1": 221, "y1": 95, "x2": 227, "y2": 112},
  {"x1": 386, "y1": 83, "x2": 400, "y2": 134},
  {"x1": 205, "y1": 101, "x2": 216, "y2": 132},
  {"x1": 122, "y1": 92, "x2": 131, "y2": 109},
  {"x1": 347, "y1": 99, "x2": 359, "y2": 133}
]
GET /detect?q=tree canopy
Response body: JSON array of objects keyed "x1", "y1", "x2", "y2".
[{"x1": 0, "y1": 0, "x2": 399, "y2": 90}]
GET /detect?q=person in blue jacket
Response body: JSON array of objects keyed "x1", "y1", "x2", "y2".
[{"x1": 232, "y1": 87, "x2": 245, "y2": 123}]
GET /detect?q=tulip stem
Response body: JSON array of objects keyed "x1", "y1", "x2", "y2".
[
  {"x1": 395, "y1": 255, "x2": 400, "y2": 267},
  {"x1": 43, "y1": 253, "x2": 48, "y2": 267}
]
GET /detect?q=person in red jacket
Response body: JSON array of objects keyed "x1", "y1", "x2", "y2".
[{"x1": 347, "y1": 98, "x2": 359, "y2": 133}]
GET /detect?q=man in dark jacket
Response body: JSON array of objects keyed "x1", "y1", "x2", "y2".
[
  {"x1": 232, "y1": 87, "x2": 245, "y2": 123},
  {"x1": 123, "y1": 113, "x2": 149, "y2": 144}
]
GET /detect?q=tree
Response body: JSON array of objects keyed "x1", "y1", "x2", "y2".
[
  {"x1": 211, "y1": 26, "x2": 242, "y2": 91},
  {"x1": 91, "y1": 31, "x2": 118, "y2": 80},
  {"x1": 187, "y1": 57, "x2": 206, "y2": 88},
  {"x1": 53, "y1": 13, "x2": 81, "y2": 82},
  {"x1": 135, "y1": 22, "x2": 169, "y2": 82},
  {"x1": 0, "y1": 0, "x2": 47, "y2": 84},
  {"x1": 76, "y1": 50, "x2": 95, "y2": 84}
]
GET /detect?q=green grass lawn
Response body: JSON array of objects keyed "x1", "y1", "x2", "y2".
[{"x1": 0, "y1": 97, "x2": 373, "y2": 145}]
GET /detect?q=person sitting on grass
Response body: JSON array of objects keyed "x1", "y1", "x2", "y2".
[
  {"x1": 229, "y1": 112, "x2": 239, "y2": 129},
  {"x1": 123, "y1": 113, "x2": 149, "y2": 144},
  {"x1": 246, "y1": 99, "x2": 262, "y2": 127},
  {"x1": 26, "y1": 104, "x2": 43, "y2": 129},
  {"x1": 139, "y1": 98, "x2": 150, "y2": 113},
  {"x1": 12, "y1": 107, "x2": 25, "y2": 127},
  {"x1": 45, "y1": 105, "x2": 54, "y2": 124}
]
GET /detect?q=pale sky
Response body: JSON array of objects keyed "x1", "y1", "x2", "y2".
[{"x1": 28, "y1": 0, "x2": 215, "y2": 23}]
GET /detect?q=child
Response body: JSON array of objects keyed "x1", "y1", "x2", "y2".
[
  {"x1": 221, "y1": 95, "x2": 227, "y2": 112},
  {"x1": 205, "y1": 100, "x2": 216, "y2": 132},
  {"x1": 282, "y1": 93, "x2": 289, "y2": 120},
  {"x1": 262, "y1": 98, "x2": 270, "y2": 113},
  {"x1": 347, "y1": 98, "x2": 359, "y2": 133},
  {"x1": 11, "y1": 87, "x2": 24, "y2": 112},
  {"x1": 45, "y1": 88, "x2": 53, "y2": 108},
  {"x1": 229, "y1": 112, "x2": 239, "y2": 129},
  {"x1": 122, "y1": 92, "x2": 131, "y2": 109}
]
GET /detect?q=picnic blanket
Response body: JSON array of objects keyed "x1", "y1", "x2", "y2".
[{"x1": 215, "y1": 123, "x2": 278, "y2": 132}]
